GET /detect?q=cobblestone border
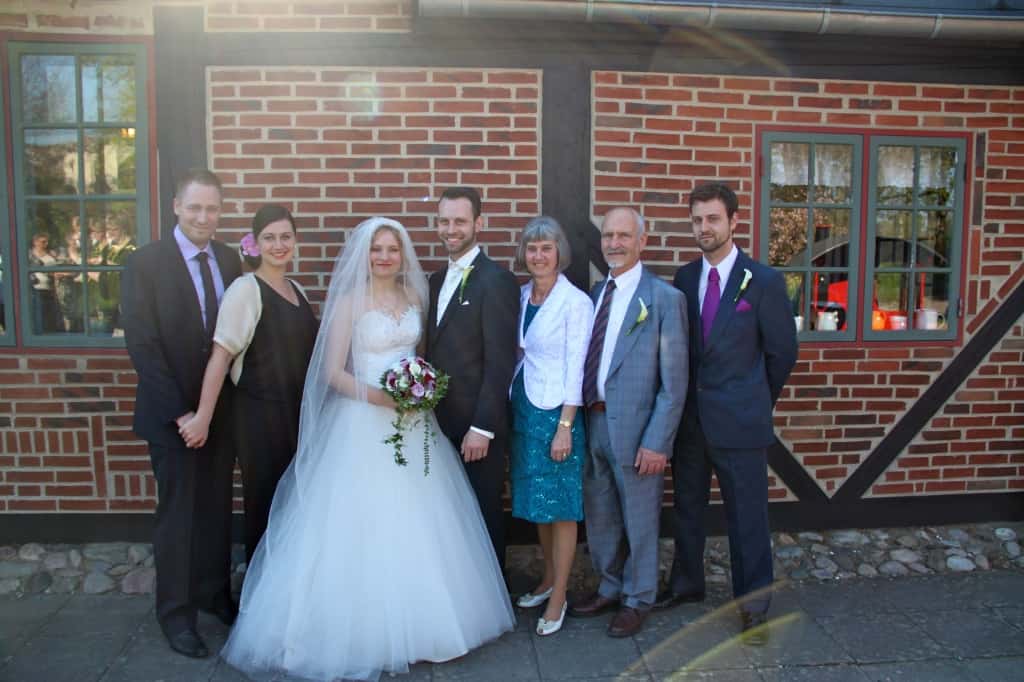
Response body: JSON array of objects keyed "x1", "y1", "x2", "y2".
[{"x1": 1, "y1": 523, "x2": 1020, "y2": 597}]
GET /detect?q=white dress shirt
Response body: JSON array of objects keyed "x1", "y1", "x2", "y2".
[
  {"x1": 174, "y1": 225, "x2": 226, "y2": 329},
  {"x1": 436, "y1": 244, "x2": 480, "y2": 324},
  {"x1": 594, "y1": 260, "x2": 643, "y2": 401},
  {"x1": 699, "y1": 244, "x2": 738, "y2": 310}
]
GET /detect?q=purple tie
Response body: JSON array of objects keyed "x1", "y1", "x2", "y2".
[
  {"x1": 583, "y1": 279, "x2": 616, "y2": 407},
  {"x1": 701, "y1": 267, "x2": 720, "y2": 344}
]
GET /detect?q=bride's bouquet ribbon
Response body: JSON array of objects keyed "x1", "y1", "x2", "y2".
[{"x1": 380, "y1": 356, "x2": 449, "y2": 475}]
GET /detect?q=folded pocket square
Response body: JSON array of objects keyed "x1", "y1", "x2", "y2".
[{"x1": 736, "y1": 299, "x2": 752, "y2": 313}]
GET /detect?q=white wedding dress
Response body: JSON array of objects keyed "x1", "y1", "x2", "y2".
[{"x1": 221, "y1": 308, "x2": 515, "y2": 681}]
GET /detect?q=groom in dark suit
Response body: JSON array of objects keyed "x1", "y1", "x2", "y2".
[
  {"x1": 121, "y1": 169, "x2": 242, "y2": 658},
  {"x1": 660, "y1": 182, "x2": 797, "y2": 645},
  {"x1": 426, "y1": 187, "x2": 520, "y2": 570}
]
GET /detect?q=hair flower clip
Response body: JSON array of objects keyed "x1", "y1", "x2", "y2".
[{"x1": 240, "y1": 233, "x2": 261, "y2": 258}]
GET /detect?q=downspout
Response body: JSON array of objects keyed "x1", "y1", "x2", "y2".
[{"x1": 419, "y1": 0, "x2": 1024, "y2": 42}]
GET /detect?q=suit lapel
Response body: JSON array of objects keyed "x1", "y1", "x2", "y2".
[
  {"x1": 433, "y1": 251, "x2": 484, "y2": 343},
  {"x1": 606, "y1": 272, "x2": 652, "y2": 381},
  {"x1": 706, "y1": 253, "x2": 749, "y2": 351},
  {"x1": 164, "y1": 238, "x2": 206, "y2": 337},
  {"x1": 680, "y1": 260, "x2": 702, "y2": 354},
  {"x1": 428, "y1": 268, "x2": 444, "y2": 346}
]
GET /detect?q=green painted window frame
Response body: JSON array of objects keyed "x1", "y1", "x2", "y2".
[
  {"x1": 864, "y1": 136, "x2": 965, "y2": 342},
  {"x1": 9, "y1": 41, "x2": 150, "y2": 348},
  {"x1": 0, "y1": 82, "x2": 12, "y2": 346},
  {"x1": 759, "y1": 132, "x2": 863, "y2": 342}
]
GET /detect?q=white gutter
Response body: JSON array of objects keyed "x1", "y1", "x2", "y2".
[{"x1": 418, "y1": 0, "x2": 1024, "y2": 41}]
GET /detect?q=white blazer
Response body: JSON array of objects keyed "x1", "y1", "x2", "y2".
[{"x1": 512, "y1": 273, "x2": 594, "y2": 410}]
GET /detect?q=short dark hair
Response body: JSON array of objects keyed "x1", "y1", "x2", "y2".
[
  {"x1": 175, "y1": 168, "x2": 223, "y2": 198},
  {"x1": 439, "y1": 186, "x2": 482, "y2": 220},
  {"x1": 688, "y1": 182, "x2": 739, "y2": 220},
  {"x1": 244, "y1": 204, "x2": 296, "y2": 268}
]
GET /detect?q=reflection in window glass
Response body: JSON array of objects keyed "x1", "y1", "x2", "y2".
[
  {"x1": 85, "y1": 128, "x2": 136, "y2": 194},
  {"x1": 919, "y1": 147, "x2": 957, "y2": 207},
  {"x1": 917, "y1": 210, "x2": 952, "y2": 266},
  {"x1": 877, "y1": 146, "x2": 915, "y2": 205},
  {"x1": 815, "y1": 145, "x2": 853, "y2": 203},
  {"x1": 82, "y1": 56, "x2": 136, "y2": 123},
  {"x1": 770, "y1": 142, "x2": 809, "y2": 202},
  {"x1": 25, "y1": 129, "x2": 79, "y2": 195},
  {"x1": 16, "y1": 45, "x2": 144, "y2": 342},
  {"x1": 768, "y1": 207, "x2": 807, "y2": 268},
  {"x1": 875, "y1": 210, "x2": 912, "y2": 267},
  {"x1": 0, "y1": 246, "x2": 6, "y2": 334},
  {"x1": 873, "y1": 272, "x2": 910, "y2": 330},
  {"x1": 22, "y1": 55, "x2": 76, "y2": 124}
]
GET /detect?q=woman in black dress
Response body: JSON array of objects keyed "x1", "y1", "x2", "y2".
[{"x1": 180, "y1": 204, "x2": 319, "y2": 562}]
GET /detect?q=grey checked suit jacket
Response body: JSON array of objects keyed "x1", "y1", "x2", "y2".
[{"x1": 593, "y1": 267, "x2": 690, "y2": 463}]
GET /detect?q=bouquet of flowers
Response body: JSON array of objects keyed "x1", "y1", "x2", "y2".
[{"x1": 380, "y1": 356, "x2": 449, "y2": 475}]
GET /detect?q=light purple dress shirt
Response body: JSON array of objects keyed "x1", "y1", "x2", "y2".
[{"x1": 173, "y1": 225, "x2": 226, "y2": 329}]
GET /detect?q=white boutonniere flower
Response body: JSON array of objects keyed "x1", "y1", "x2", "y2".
[
  {"x1": 458, "y1": 265, "x2": 474, "y2": 304},
  {"x1": 733, "y1": 268, "x2": 753, "y2": 303},
  {"x1": 626, "y1": 297, "x2": 649, "y2": 335}
]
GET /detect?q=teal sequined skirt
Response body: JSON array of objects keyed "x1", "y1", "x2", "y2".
[{"x1": 509, "y1": 370, "x2": 585, "y2": 523}]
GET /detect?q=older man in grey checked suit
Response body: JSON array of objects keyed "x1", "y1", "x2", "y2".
[{"x1": 569, "y1": 207, "x2": 688, "y2": 638}]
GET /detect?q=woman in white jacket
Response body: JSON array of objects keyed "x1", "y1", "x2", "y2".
[{"x1": 509, "y1": 216, "x2": 593, "y2": 637}]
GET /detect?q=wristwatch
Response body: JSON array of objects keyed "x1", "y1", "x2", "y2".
[{"x1": 558, "y1": 419, "x2": 572, "y2": 429}]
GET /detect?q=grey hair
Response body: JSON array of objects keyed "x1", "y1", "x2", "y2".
[
  {"x1": 602, "y1": 207, "x2": 645, "y2": 236},
  {"x1": 516, "y1": 215, "x2": 572, "y2": 272}
]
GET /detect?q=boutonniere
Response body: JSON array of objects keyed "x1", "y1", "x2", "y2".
[
  {"x1": 458, "y1": 265, "x2": 474, "y2": 304},
  {"x1": 733, "y1": 268, "x2": 753, "y2": 303},
  {"x1": 626, "y1": 297, "x2": 649, "y2": 335}
]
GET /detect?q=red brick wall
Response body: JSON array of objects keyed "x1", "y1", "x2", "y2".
[
  {"x1": 0, "y1": 1, "x2": 151, "y2": 34},
  {"x1": 204, "y1": 1, "x2": 413, "y2": 32},
  {"x1": 592, "y1": 71, "x2": 1024, "y2": 498}
]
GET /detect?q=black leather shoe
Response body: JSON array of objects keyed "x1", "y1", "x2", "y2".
[
  {"x1": 652, "y1": 589, "x2": 706, "y2": 611},
  {"x1": 740, "y1": 611, "x2": 769, "y2": 646},
  {"x1": 164, "y1": 628, "x2": 210, "y2": 658},
  {"x1": 203, "y1": 599, "x2": 238, "y2": 626}
]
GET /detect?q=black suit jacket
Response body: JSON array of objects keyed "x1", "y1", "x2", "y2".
[
  {"x1": 426, "y1": 251, "x2": 520, "y2": 444},
  {"x1": 122, "y1": 235, "x2": 242, "y2": 447},
  {"x1": 673, "y1": 249, "x2": 797, "y2": 450}
]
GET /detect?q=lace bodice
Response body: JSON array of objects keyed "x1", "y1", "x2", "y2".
[{"x1": 352, "y1": 307, "x2": 422, "y2": 383}]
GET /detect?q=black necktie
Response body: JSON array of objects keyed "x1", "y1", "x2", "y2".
[
  {"x1": 582, "y1": 279, "x2": 616, "y2": 407},
  {"x1": 195, "y1": 251, "x2": 218, "y2": 338}
]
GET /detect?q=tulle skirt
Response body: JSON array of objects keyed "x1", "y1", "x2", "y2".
[{"x1": 221, "y1": 396, "x2": 516, "y2": 681}]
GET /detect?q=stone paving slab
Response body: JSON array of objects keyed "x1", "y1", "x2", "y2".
[{"x1": 1, "y1": 569, "x2": 1022, "y2": 682}]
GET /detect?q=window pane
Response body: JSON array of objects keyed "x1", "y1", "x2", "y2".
[
  {"x1": 21, "y1": 55, "x2": 77, "y2": 124},
  {"x1": 814, "y1": 144, "x2": 853, "y2": 204},
  {"x1": 82, "y1": 55, "x2": 136, "y2": 123},
  {"x1": 85, "y1": 201, "x2": 136, "y2": 264},
  {"x1": 25, "y1": 129, "x2": 79, "y2": 195},
  {"x1": 919, "y1": 147, "x2": 957, "y2": 207},
  {"x1": 27, "y1": 232, "x2": 61, "y2": 335},
  {"x1": 811, "y1": 270, "x2": 850, "y2": 331},
  {"x1": 913, "y1": 272, "x2": 951, "y2": 331},
  {"x1": 84, "y1": 128, "x2": 136, "y2": 194},
  {"x1": 811, "y1": 208, "x2": 850, "y2": 269},
  {"x1": 875, "y1": 210, "x2": 913, "y2": 267},
  {"x1": 917, "y1": 210, "x2": 952, "y2": 267},
  {"x1": 86, "y1": 271, "x2": 123, "y2": 337},
  {"x1": 25, "y1": 200, "x2": 79, "y2": 249},
  {"x1": 768, "y1": 207, "x2": 807, "y2": 267},
  {"x1": 872, "y1": 272, "x2": 910, "y2": 330},
  {"x1": 770, "y1": 142, "x2": 808, "y2": 202},
  {"x1": 53, "y1": 271, "x2": 84, "y2": 333},
  {"x1": 877, "y1": 145, "x2": 915, "y2": 205},
  {"x1": 784, "y1": 272, "x2": 807, "y2": 330}
]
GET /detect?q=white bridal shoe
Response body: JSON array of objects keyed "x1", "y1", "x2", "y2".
[
  {"x1": 536, "y1": 601, "x2": 568, "y2": 636},
  {"x1": 516, "y1": 586, "x2": 553, "y2": 608}
]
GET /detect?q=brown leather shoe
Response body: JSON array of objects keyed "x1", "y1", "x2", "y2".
[
  {"x1": 607, "y1": 606, "x2": 649, "y2": 638},
  {"x1": 568, "y1": 592, "x2": 619, "y2": 618}
]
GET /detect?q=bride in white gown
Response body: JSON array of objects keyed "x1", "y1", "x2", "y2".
[{"x1": 221, "y1": 217, "x2": 515, "y2": 681}]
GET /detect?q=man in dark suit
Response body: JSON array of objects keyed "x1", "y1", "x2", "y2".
[
  {"x1": 121, "y1": 168, "x2": 242, "y2": 658},
  {"x1": 426, "y1": 186, "x2": 520, "y2": 571},
  {"x1": 659, "y1": 182, "x2": 798, "y2": 645}
]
